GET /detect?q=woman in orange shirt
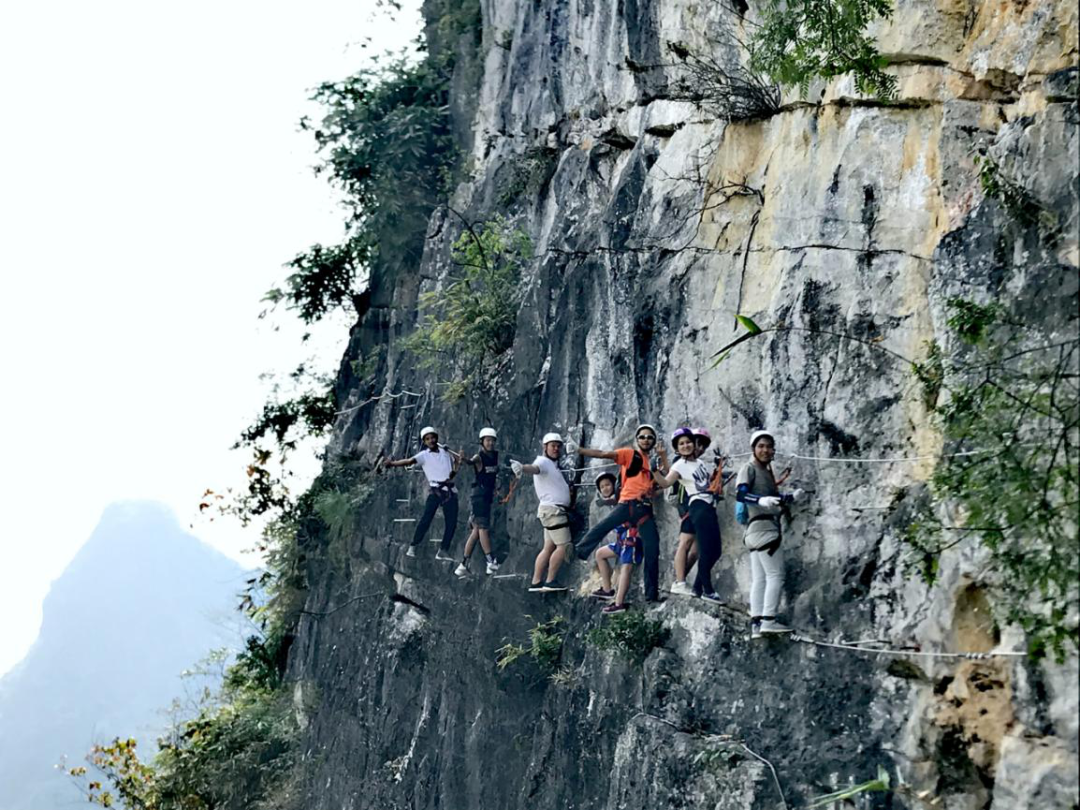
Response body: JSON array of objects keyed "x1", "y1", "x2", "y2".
[{"x1": 575, "y1": 424, "x2": 669, "y2": 602}]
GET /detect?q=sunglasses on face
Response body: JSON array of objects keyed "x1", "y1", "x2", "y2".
[{"x1": 637, "y1": 434, "x2": 656, "y2": 442}]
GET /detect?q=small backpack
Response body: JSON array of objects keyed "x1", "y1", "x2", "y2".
[{"x1": 735, "y1": 463, "x2": 754, "y2": 525}]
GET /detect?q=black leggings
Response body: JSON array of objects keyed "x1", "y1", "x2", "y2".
[
  {"x1": 411, "y1": 489, "x2": 459, "y2": 551},
  {"x1": 576, "y1": 500, "x2": 661, "y2": 601},
  {"x1": 688, "y1": 500, "x2": 722, "y2": 596}
]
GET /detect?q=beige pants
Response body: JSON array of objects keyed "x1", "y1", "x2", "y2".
[{"x1": 537, "y1": 504, "x2": 572, "y2": 546}]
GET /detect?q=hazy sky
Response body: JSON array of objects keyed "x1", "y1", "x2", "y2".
[{"x1": 0, "y1": 0, "x2": 423, "y2": 677}]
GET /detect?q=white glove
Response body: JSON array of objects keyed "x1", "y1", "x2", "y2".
[
  {"x1": 758, "y1": 496, "x2": 782, "y2": 510},
  {"x1": 564, "y1": 439, "x2": 579, "y2": 457},
  {"x1": 790, "y1": 488, "x2": 807, "y2": 504},
  {"x1": 510, "y1": 459, "x2": 524, "y2": 477}
]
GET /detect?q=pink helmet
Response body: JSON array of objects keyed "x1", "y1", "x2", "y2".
[{"x1": 692, "y1": 427, "x2": 711, "y2": 443}]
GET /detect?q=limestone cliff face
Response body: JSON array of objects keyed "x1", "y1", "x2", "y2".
[{"x1": 289, "y1": 0, "x2": 1078, "y2": 807}]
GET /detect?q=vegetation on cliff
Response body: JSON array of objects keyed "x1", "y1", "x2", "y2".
[{"x1": 750, "y1": 0, "x2": 898, "y2": 98}]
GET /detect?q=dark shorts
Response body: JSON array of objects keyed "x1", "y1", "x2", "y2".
[
  {"x1": 678, "y1": 504, "x2": 696, "y2": 536},
  {"x1": 470, "y1": 495, "x2": 493, "y2": 529}
]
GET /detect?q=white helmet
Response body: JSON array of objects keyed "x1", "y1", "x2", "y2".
[
  {"x1": 420, "y1": 426, "x2": 438, "y2": 441},
  {"x1": 479, "y1": 427, "x2": 498, "y2": 440},
  {"x1": 750, "y1": 429, "x2": 774, "y2": 447},
  {"x1": 542, "y1": 432, "x2": 563, "y2": 445},
  {"x1": 635, "y1": 423, "x2": 658, "y2": 438}
]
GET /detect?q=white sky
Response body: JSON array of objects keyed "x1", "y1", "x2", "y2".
[{"x1": 0, "y1": 0, "x2": 423, "y2": 677}]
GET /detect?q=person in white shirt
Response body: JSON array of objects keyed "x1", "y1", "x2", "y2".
[
  {"x1": 653, "y1": 427, "x2": 726, "y2": 603},
  {"x1": 511, "y1": 432, "x2": 573, "y2": 592},
  {"x1": 383, "y1": 426, "x2": 461, "y2": 561}
]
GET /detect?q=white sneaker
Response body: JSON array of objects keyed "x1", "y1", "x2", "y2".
[
  {"x1": 750, "y1": 620, "x2": 762, "y2": 640},
  {"x1": 486, "y1": 559, "x2": 500, "y2": 575},
  {"x1": 759, "y1": 619, "x2": 793, "y2": 635},
  {"x1": 405, "y1": 546, "x2": 418, "y2": 558},
  {"x1": 435, "y1": 550, "x2": 455, "y2": 562},
  {"x1": 454, "y1": 563, "x2": 469, "y2": 577},
  {"x1": 669, "y1": 581, "x2": 694, "y2": 597}
]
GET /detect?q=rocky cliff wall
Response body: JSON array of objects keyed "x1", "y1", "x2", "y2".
[{"x1": 287, "y1": 0, "x2": 1078, "y2": 807}]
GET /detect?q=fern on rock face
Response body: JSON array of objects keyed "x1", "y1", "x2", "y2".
[
  {"x1": 587, "y1": 611, "x2": 669, "y2": 664},
  {"x1": 496, "y1": 617, "x2": 566, "y2": 674},
  {"x1": 404, "y1": 217, "x2": 532, "y2": 402}
]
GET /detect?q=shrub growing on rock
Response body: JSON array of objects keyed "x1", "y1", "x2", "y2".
[{"x1": 587, "y1": 611, "x2": 670, "y2": 664}]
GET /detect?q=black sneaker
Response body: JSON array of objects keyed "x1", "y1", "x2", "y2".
[
  {"x1": 528, "y1": 581, "x2": 546, "y2": 593},
  {"x1": 542, "y1": 582, "x2": 568, "y2": 592},
  {"x1": 590, "y1": 587, "x2": 615, "y2": 601}
]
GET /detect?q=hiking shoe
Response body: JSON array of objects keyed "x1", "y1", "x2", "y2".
[
  {"x1": 759, "y1": 619, "x2": 793, "y2": 635},
  {"x1": 528, "y1": 581, "x2": 546, "y2": 592},
  {"x1": 750, "y1": 620, "x2": 762, "y2": 640},
  {"x1": 454, "y1": 563, "x2": 470, "y2": 577},
  {"x1": 405, "y1": 546, "x2": 418, "y2": 558},
  {"x1": 700, "y1": 592, "x2": 726, "y2": 606},
  {"x1": 486, "y1": 559, "x2": 500, "y2": 575},
  {"x1": 435, "y1": 550, "x2": 455, "y2": 562},
  {"x1": 590, "y1": 587, "x2": 615, "y2": 601},
  {"x1": 542, "y1": 582, "x2": 568, "y2": 592},
  {"x1": 601, "y1": 603, "x2": 629, "y2": 615},
  {"x1": 669, "y1": 581, "x2": 694, "y2": 597}
]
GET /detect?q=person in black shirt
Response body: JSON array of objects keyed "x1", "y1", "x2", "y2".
[{"x1": 455, "y1": 427, "x2": 502, "y2": 576}]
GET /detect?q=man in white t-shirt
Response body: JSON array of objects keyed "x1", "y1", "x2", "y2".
[
  {"x1": 384, "y1": 426, "x2": 462, "y2": 561},
  {"x1": 511, "y1": 432, "x2": 573, "y2": 592}
]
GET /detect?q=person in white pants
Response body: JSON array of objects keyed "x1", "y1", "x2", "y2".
[{"x1": 735, "y1": 430, "x2": 806, "y2": 638}]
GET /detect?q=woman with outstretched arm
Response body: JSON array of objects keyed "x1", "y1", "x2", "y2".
[{"x1": 574, "y1": 424, "x2": 668, "y2": 602}]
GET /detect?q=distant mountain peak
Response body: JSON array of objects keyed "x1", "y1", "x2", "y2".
[{"x1": 0, "y1": 501, "x2": 250, "y2": 810}]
